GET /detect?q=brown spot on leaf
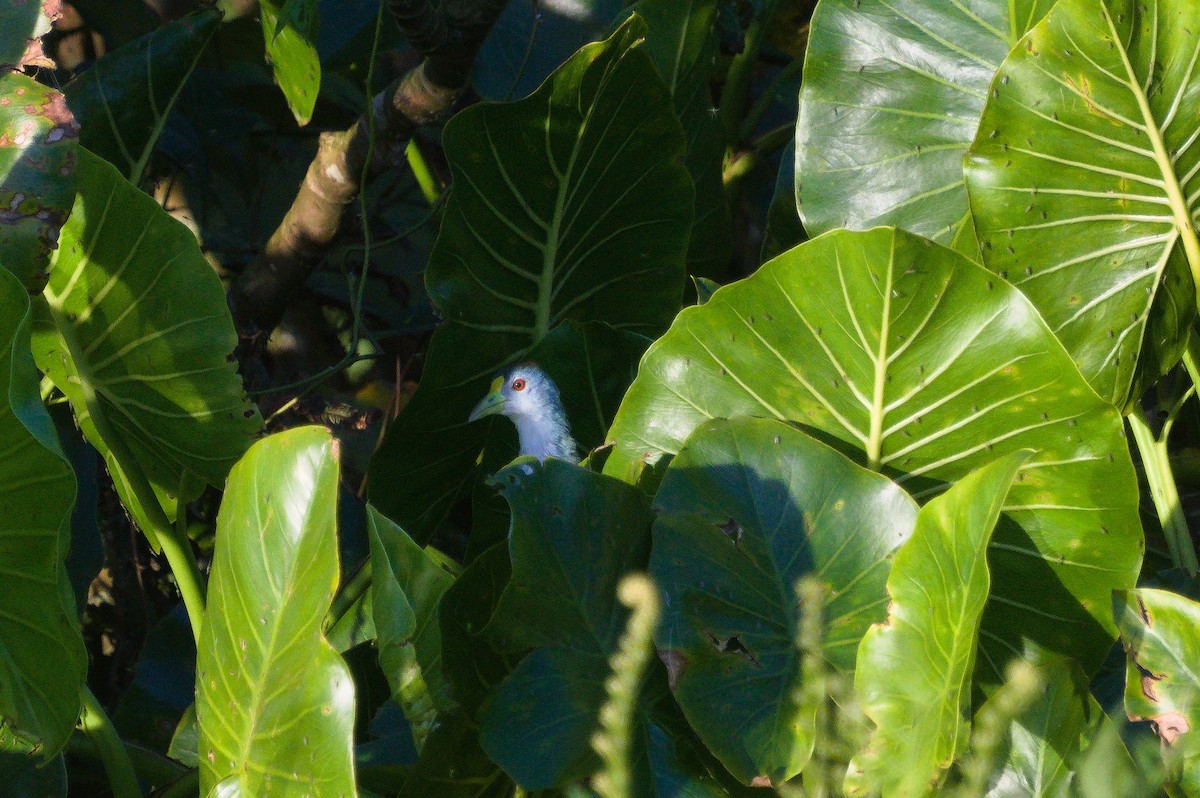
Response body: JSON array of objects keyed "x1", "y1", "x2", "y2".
[
  {"x1": 750, "y1": 776, "x2": 774, "y2": 787},
  {"x1": 658, "y1": 648, "x2": 686, "y2": 690},
  {"x1": 1152, "y1": 712, "x2": 1190, "y2": 745},
  {"x1": 718, "y1": 517, "x2": 743, "y2": 545}
]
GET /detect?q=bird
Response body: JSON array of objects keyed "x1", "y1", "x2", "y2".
[{"x1": 468, "y1": 362, "x2": 578, "y2": 461}]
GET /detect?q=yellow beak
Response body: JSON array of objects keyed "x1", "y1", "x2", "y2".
[{"x1": 468, "y1": 377, "x2": 506, "y2": 422}]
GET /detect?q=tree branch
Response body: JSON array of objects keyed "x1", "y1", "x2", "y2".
[{"x1": 231, "y1": 0, "x2": 510, "y2": 334}]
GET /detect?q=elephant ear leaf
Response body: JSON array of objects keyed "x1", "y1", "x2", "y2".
[
  {"x1": 605, "y1": 228, "x2": 1141, "y2": 682},
  {"x1": 33, "y1": 149, "x2": 262, "y2": 521},
  {"x1": 0, "y1": 267, "x2": 85, "y2": 758},
  {"x1": 369, "y1": 15, "x2": 691, "y2": 544},
  {"x1": 197, "y1": 427, "x2": 354, "y2": 796},
  {"x1": 797, "y1": 0, "x2": 1056, "y2": 256},
  {"x1": 966, "y1": 0, "x2": 1200, "y2": 407}
]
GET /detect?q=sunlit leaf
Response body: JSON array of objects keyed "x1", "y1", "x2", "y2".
[
  {"x1": 34, "y1": 149, "x2": 262, "y2": 523},
  {"x1": 368, "y1": 506, "x2": 455, "y2": 749},
  {"x1": 197, "y1": 427, "x2": 355, "y2": 796},
  {"x1": 1116, "y1": 588, "x2": 1200, "y2": 795},
  {"x1": 966, "y1": 0, "x2": 1200, "y2": 407},
  {"x1": 797, "y1": 0, "x2": 1055, "y2": 254},
  {"x1": 260, "y1": 0, "x2": 320, "y2": 126},
  {"x1": 849, "y1": 452, "x2": 1028, "y2": 797},
  {"x1": 606, "y1": 227, "x2": 1141, "y2": 680}
]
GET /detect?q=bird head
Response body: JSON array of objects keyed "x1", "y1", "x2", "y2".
[{"x1": 468, "y1": 362, "x2": 578, "y2": 461}]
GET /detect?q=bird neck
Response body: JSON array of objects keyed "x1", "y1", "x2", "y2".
[{"x1": 511, "y1": 402, "x2": 577, "y2": 461}]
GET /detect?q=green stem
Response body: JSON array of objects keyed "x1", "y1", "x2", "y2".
[
  {"x1": 740, "y1": 56, "x2": 803, "y2": 143},
  {"x1": 1129, "y1": 411, "x2": 1198, "y2": 575},
  {"x1": 722, "y1": 123, "x2": 795, "y2": 198},
  {"x1": 79, "y1": 688, "x2": 141, "y2": 798},
  {"x1": 719, "y1": 6, "x2": 773, "y2": 146},
  {"x1": 406, "y1": 139, "x2": 441, "y2": 207},
  {"x1": 1184, "y1": 331, "x2": 1200, "y2": 393}
]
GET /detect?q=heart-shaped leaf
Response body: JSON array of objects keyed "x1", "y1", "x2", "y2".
[
  {"x1": 197, "y1": 426, "x2": 355, "y2": 796},
  {"x1": 63, "y1": 8, "x2": 220, "y2": 181},
  {"x1": 0, "y1": 267, "x2": 84, "y2": 757},
  {"x1": 966, "y1": 0, "x2": 1200, "y2": 407},
  {"x1": 605, "y1": 227, "x2": 1141, "y2": 679},
  {"x1": 797, "y1": 0, "x2": 1056, "y2": 254},
  {"x1": 848, "y1": 452, "x2": 1028, "y2": 797},
  {"x1": 477, "y1": 458, "x2": 651, "y2": 789},
  {"x1": 651, "y1": 416, "x2": 917, "y2": 784},
  {"x1": 370, "y1": 17, "x2": 691, "y2": 542},
  {"x1": 1116, "y1": 587, "x2": 1200, "y2": 794},
  {"x1": 624, "y1": 0, "x2": 730, "y2": 278},
  {"x1": 34, "y1": 149, "x2": 262, "y2": 518},
  {"x1": 0, "y1": 74, "x2": 78, "y2": 288}
]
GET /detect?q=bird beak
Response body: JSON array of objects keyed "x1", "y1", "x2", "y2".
[{"x1": 468, "y1": 377, "x2": 506, "y2": 422}]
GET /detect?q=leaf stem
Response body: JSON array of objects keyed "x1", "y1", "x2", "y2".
[
  {"x1": 406, "y1": 139, "x2": 441, "y2": 207},
  {"x1": 1128, "y1": 410, "x2": 1198, "y2": 575},
  {"x1": 739, "y1": 54, "x2": 803, "y2": 144},
  {"x1": 719, "y1": 1, "x2": 779, "y2": 145},
  {"x1": 1183, "y1": 331, "x2": 1200, "y2": 392},
  {"x1": 78, "y1": 688, "x2": 141, "y2": 798}
]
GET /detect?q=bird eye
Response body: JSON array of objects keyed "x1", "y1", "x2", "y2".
[{"x1": 511, "y1": 378, "x2": 526, "y2": 391}]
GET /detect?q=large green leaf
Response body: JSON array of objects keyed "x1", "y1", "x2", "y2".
[
  {"x1": 367, "y1": 506, "x2": 455, "y2": 749},
  {"x1": 849, "y1": 452, "x2": 1028, "y2": 797},
  {"x1": 965, "y1": 0, "x2": 1200, "y2": 408},
  {"x1": 63, "y1": 8, "x2": 220, "y2": 181},
  {"x1": 625, "y1": 0, "x2": 731, "y2": 278},
  {"x1": 260, "y1": 0, "x2": 320, "y2": 126},
  {"x1": 605, "y1": 227, "x2": 1142, "y2": 679},
  {"x1": 34, "y1": 149, "x2": 262, "y2": 517},
  {"x1": 650, "y1": 416, "x2": 917, "y2": 785},
  {"x1": 0, "y1": 267, "x2": 84, "y2": 757},
  {"x1": 369, "y1": 17, "x2": 691, "y2": 542},
  {"x1": 796, "y1": 0, "x2": 1055, "y2": 254},
  {"x1": 0, "y1": 74, "x2": 78, "y2": 288},
  {"x1": 477, "y1": 458, "x2": 651, "y2": 790},
  {"x1": 196, "y1": 426, "x2": 355, "y2": 796},
  {"x1": 1116, "y1": 588, "x2": 1200, "y2": 795}
]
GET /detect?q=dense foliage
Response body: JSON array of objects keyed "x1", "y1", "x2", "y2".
[{"x1": 5, "y1": 0, "x2": 1200, "y2": 796}]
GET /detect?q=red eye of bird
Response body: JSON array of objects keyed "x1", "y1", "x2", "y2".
[{"x1": 511, "y1": 378, "x2": 526, "y2": 391}]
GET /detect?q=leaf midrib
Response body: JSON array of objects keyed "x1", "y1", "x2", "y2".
[{"x1": 1099, "y1": 1, "x2": 1200, "y2": 298}]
